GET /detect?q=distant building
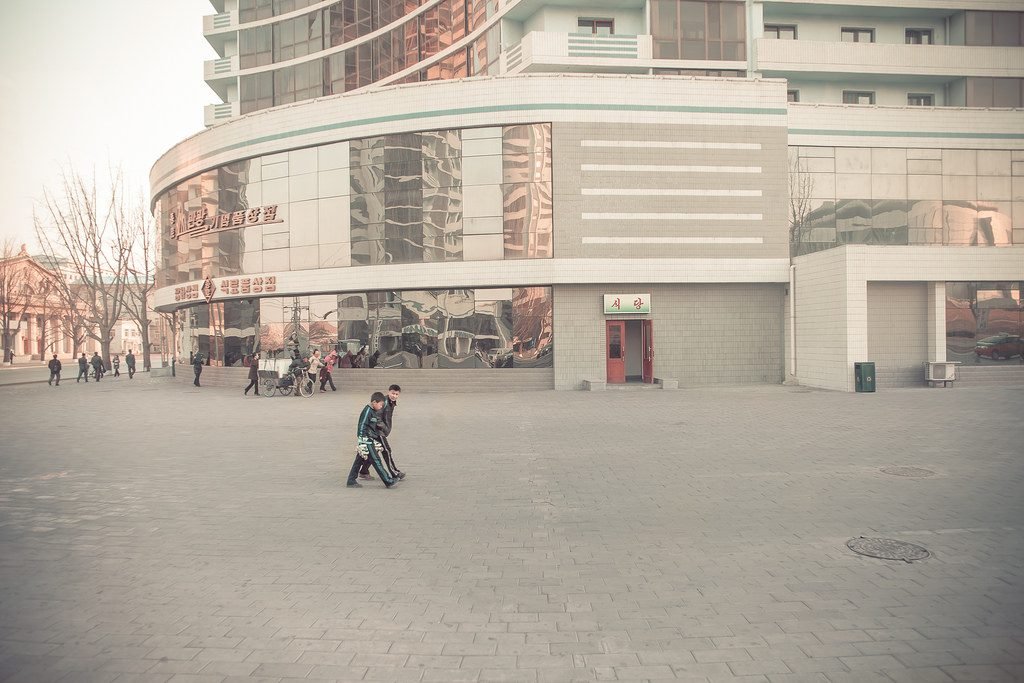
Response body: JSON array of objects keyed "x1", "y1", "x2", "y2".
[{"x1": 150, "y1": 0, "x2": 1023, "y2": 390}]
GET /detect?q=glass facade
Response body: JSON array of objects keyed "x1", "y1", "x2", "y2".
[
  {"x1": 155, "y1": 124, "x2": 552, "y2": 286},
  {"x1": 650, "y1": 0, "x2": 746, "y2": 61},
  {"x1": 238, "y1": 0, "x2": 503, "y2": 114},
  {"x1": 946, "y1": 283, "x2": 1023, "y2": 365},
  {"x1": 789, "y1": 147, "x2": 1017, "y2": 256},
  {"x1": 179, "y1": 287, "x2": 553, "y2": 369}
]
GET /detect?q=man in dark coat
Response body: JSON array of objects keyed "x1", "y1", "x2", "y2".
[
  {"x1": 76, "y1": 353, "x2": 89, "y2": 382},
  {"x1": 125, "y1": 350, "x2": 136, "y2": 379},
  {"x1": 244, "y1": 353, "x2": 260, "y2": 396},
  {"x1": 192, "y1": 353, "x2": 203, "y2": 387},
  {"x1": 47, "y1": 354, "x2": 61, "y2": 386},
  {"x1": 90, "y1": 352, "x2": 103, "y2": 381}
]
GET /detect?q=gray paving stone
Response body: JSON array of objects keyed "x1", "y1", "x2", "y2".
[{"x1": 0, "y1": 382, "x2": 1022, "y2": 682}]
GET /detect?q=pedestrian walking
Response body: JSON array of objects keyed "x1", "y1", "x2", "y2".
[
  {"x1": 346, "y1": 391, "x2": 396, "y2": 489},
  {"x1": 192, "y1": 353, "x2": 203, "y2": 387},
  {"x1": 352, "y1": 346, "x2": 367, "y2": 368},
  {"x1": 76, "y1": 353, "x2": 89, "y2": 383},
  {"x1": 359, "y1": 383, "x2": 405, "y2": 481},
  {"x1": 244, "y1": 353, "x2": 260, "y2": 396},
  {"x1": 319, "y1": 349, "x2": 338, "y2": 392},
  {"x1": 340, "y1": 349, "x2": 354, "y2": 368},
  {"x1": 125, "y1": 350, "x2": 136, "y2": 379},
  {"x1": 90, "y1": 352, "x2": 103, "y2": 381},
  {"x1": 112, "y1": 354, "x2": 121, "y2": 378},
  {"x1": 47, "y1": 354, "x2": 61, "y2": 386},
  {"x1": 307, "y1": 349, "x2": 323, "y2": 388}
]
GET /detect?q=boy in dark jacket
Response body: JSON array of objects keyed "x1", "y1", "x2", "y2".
[
  {"x1": 244, "y1": 353, "x2": 260, "y2": 395},
  {"x1": 359, "y1": 384, "x2": 404, "y2": 480},
  {"x1": 77, "y1": 353, "x2": 89, "y2": 382},
  {"x1": 346, "y1": 391, "x2": 396, "y2": 489},
  {"x1": 90, "y1": 352, "x2": 103, "y2": 381}
]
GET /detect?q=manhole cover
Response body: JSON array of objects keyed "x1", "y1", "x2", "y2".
[
  {"x1": 880, "y1": 466, "x2": 935, "y2": 478},
  {"x1": 847, "y1": 537, "x2": 929, "y2": 562}
]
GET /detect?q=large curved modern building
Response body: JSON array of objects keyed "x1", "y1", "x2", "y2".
[{"x1": 152, "y1": 0, "x2": 1024, "y2": 391}]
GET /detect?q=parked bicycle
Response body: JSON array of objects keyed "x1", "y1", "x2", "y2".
[{"x1": 259, "y1": 350, "x2": 314, "y2": 398}]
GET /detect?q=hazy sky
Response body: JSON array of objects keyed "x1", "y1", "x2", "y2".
[{"x1": 0, "y1": 0, "x2": 218, "y2": 249}]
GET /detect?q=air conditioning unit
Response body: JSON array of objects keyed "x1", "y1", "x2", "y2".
[{"x1": 925, "y1": 361, "x2": 959, "y2": 384}]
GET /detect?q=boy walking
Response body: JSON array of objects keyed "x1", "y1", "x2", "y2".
[
  {"x1": 48, "y1": 354, "x2": 61, "y2": 386},
  {"x1": 125, "y1": 350, "x2": 136, "y2": 379},
  {"x1": 346, "y1": 391, "x2": 396, "y2": 489},
  {"x1": 76, "y1": 353, "x2": 89, "y2": 382},
  {"x1": 359, "y1": 384, "x2": 405, "y2": 480},
  {"x1": 90, "y1": 352, "x2": 103, "y2": 381}
]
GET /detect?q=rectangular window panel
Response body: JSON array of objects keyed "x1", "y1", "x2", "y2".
[
  {"x1": 765, "y1": 24, "x2": 797, "y2": 39},
  {"x1": 841, "y1": 27, "x2": 875, "y2": 43},
  {"x1": 908, "y1": 93, "x2": 934, "y2": 106},
  {"x1": 905, "y1": 28, "x2": 933, "y2": 45},
  {"x1": 843, "y1": 90, "x2": 876, "y2": 105},
  {"x1": 787, "y1": 90, "x2": 800, "y2": 103}
]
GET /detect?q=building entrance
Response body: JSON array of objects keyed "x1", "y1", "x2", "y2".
[{"x1": 605, "y1": 319, "x2": 653, "y2": 384}]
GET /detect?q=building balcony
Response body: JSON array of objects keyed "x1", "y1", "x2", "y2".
[
  {"x1": 501, "y1": 32, "x2": 653, "y2": 74},
  {"x1": 756, "y1": 38, "x2": 1024, "y2": 79},
  {"x1": 203, "y1": 11, "x2": 237, "y2": 55},
  {"x1": 204, "y1": 101, "x2": 241, "y2": 127},
  {"x1": 203, "y1": 55, "x2": 239, "y2": 100}
]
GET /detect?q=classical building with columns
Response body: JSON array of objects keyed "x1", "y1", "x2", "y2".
[{"x1": 151, "y1": 0, "x2": 1024, "y2": 391}]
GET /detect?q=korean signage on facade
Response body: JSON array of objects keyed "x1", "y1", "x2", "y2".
[
  {"x1": 168, "y1": 204, "x2": 283, "y2": 240},
  {"x1": 174, "y1": 275, "x2": 278, "y2": 302},
  {"x1": 603, "y1": 294, "x2": 651, "y2": 314}
]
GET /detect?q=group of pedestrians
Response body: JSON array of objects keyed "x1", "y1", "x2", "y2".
[
  {"x1": 242, "y1": 348, "x2": 341, "y2": 396},
  {"x1": 46, "y1": 350, "x2": 136, "y2": 386},
  {"x1": 346, "y1": 384, "x2": 406, "y2": 489}
]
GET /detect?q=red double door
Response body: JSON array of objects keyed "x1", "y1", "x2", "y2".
[{"x1": 606, "y1": 320, "x2": 653, "y2": 384}]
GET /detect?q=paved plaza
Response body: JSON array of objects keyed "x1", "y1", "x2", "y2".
[{"x1": 0, "y1": 376, "x2": 1022, "y2": 683}]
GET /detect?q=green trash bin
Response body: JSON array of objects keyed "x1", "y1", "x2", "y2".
[{"x1": 855, "y1": 362, "x2": 876, "y2": 393}]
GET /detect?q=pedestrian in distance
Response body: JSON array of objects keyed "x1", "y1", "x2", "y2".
[
  {"x1": 244, "y1": 353, "x2": 260, "y2": 396},
  {"x1": 346, "y1": 391, "x2": 397, "y2": 489},
  {"x1": 112, "y1": 354, "x2": 121, "y2": 378},
  {"x1": 307, "y1": 349, "x2": 323, "y2": 389},
  {"x1": 125, "y1": 350, "x2": 136, "y2": 379},
  {"x1": 359, "y1": 383, "x2": 405, "y2": 481},
  {"x1": 192, "y1": 353, "x2": 203, "y2": 387},
  {"x1": 352, "y1": 346, "x2": 367, "y2": 368},
  {"x1": 320, "y1": 349, "x2": 338, "y2": 392},
  {"x1": 76, "y1": 353, "x2": 89, "y2": 382},
  {"x1": 47, "y1": 354, "x2": 61, "y2": 386},
  {"x1": 90, "y1": 352, "x2": 103, "y2": 382}
]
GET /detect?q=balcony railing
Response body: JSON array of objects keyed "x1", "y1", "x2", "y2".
[
  {"x1": 756, "y1": 39, "x2": 1024, "y2": 78},
  {"x1": 501, "y1": 32, "x2": 653, "y2": 74},
  {"x1": 204, "y1": 56, "x2": 239, "y2": 81},
  {"x1": 204, "y1": 102, "x2": 241, "y2": 127},
  {"x1": 203, "y1": 11, "x2": 237, "y2": 34}
]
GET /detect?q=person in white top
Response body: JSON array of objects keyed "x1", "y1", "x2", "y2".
[{"x1": 306, "y1": 349, "x2": 324, "y2": 389}]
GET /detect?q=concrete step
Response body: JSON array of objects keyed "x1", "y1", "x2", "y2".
[
  {"x1": 166, "y1": 366, "x2": 554, "y2": 392},
  {"x1": 955, "y1": 365, "x2": 1024, "y2": 386}
]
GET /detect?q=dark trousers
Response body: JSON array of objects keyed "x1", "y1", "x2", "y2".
[
  {"x1": 319, "y1": 372, "x2": 336, "y2": 391},
  {"x1": 93, "y1": 367, "x2": 102, "y2": 381},
  {"x1": 77, "y1": 367, "x2": 88, "y2": 382},
  {"x1": 49, "y1": 370, "x2": 60, "y2": 385},
  {"x1": 113, "y1": 367, "x2": 120, "y2": 377},
  {"x1": 347, "y1": 440, "x2": 394, "y2": 486},
  {"x1": 244, "y1": 378, "x2": 259, "y2": 395},
  {"x1": 127, "y1": 366, "x2": 135, "y2": 379},
  {"x1": 360, "y1": 435, "x2": 400, "y2": 476},
  {"x1": 193, "y1": 367, "x2": 201, "y2": 386}
]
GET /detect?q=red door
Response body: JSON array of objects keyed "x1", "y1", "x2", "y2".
[
  {"x1": 642, "y1": 319, "x2": 654, "y2": 383},
  {"x1": 606, "y1": 320, "x2": 625, "y2": 383}
]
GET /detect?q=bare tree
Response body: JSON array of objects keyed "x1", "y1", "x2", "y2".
[
  {"x1": 788, "y1": 156, "x2": 814, "y2": 256},
  {"x1": 122, "y1": 196, "x2": 157, "y2": 371},
  {"x1": 34, "y1": 167, "x2": 132, "y2": 369},
  {"x1": 0, "y1": 240, "x2": 33, "y2": 362}
]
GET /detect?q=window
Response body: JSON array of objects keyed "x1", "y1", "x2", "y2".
[
  {"x1": 841, "y1": 27, "x2": 875, "y2": 43},
  {"x1": 653, "y1": 68, "x2": 746, "y2": 77},
  {"x1": 578, "y1": 18, "x2": 614, "y2": 35},
  {"x1": 843, "y1": 90, "x2": 875, "y2": 105},
  {"x1": 765, "y1": 24, "x2": 797, "y2": 40},
  {"x1": 787, "y1": 90, "x2": 800, "y2": 102},
  {"x1": 905, "y1": 28, "x2": 934, "y2": 45},
  {"x1": 908, "y1": 93, "x2": 934, "y2": 106},
  {"x1": 966, "y1": 11, "x2": 1024, "y2": 47},
  {"x1": 966, "y1": 77, "x2": 1024, "y2": 108},
  {"x1": 651, "y1": 0, "x2": 747, "y2": 61}
]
